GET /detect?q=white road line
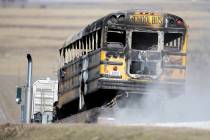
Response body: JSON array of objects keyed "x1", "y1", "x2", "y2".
[{"x1": 121, "y1": 122, "x2": 210, "y2": 130}]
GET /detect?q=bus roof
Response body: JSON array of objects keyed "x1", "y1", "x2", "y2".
[{"x1": 61, "y1": 9, "x2": 187, "y2": 50}]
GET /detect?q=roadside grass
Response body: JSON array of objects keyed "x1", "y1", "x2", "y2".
[{"x1": 1, "y1": 123, "x2": 210, "y2": 140}]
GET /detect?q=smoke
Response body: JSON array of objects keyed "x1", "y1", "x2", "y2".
[
  {"x1": 110, "y1": 78, "x2": 210, "y2": 124},
  {"x1": 107, "y1": 33, "x2": 210, "y2": 124},
  {"x1": 112, "y1": 89, "x2": 210, "y2": 124}
]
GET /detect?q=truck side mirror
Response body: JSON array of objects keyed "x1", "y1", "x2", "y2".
[{"x1": 16, "y1": 86, "x2": 22, "y2": 104}]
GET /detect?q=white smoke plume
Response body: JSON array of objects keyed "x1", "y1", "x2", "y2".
[{"x1": 109, "y1": 33, "x2": 210, "y2": 124}]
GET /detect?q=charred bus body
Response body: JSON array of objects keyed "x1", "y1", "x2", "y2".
[{"x1": 55, "y1": 10, "x2": 188, "y2": 120}]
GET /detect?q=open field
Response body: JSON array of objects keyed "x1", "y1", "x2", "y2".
[
  {"x1": 1, "y1": 123, "x2": 210, "y2": 140},
  {"x1": 0, "y1": 1, "x2": 210, "y2": 123}
]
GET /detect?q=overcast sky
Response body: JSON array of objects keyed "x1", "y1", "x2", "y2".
[
  {"x1": 27, "y1": 0, "x2": 183, "y2": 3},
  {"x1": 28, "y1": 0, "x2": 120, "y2": 3},
  {"x1": 27, "y1": 0, "x2": 209, "y2": 3}
]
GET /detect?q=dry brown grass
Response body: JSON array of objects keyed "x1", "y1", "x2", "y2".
[
  {"x1": 0, "y1": 7, "x2": 110, "y2": 77},
  {"x1": 0, "y1": 8, "x2": 113, "y2": 17},
  {"x1": 0, "y1": 123, "x2": 210, "y2": 140}
]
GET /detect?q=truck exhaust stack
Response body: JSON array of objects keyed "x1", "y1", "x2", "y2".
[{"x1": 26, "y1": 54, "x2": 32, "y2": 123}]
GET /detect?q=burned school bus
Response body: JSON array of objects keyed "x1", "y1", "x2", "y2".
[{"x1": 55, "y1": 10, "x2": 188, "y2": 119}]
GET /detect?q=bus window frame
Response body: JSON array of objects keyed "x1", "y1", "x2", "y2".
[
  {"x1": 130, "y1": 30, "x2": 159, "y2": 51},
  {"x1": 105, "y1": 28, "x2": 127, "y2": 48},
  {"x1": 127, "y1": 30, "x2": 161, "y2": 79},
  {"x1": 163, "y1": 32, "x2": 184, "y2": 52}
]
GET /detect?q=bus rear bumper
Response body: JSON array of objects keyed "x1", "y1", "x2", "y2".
[{"x1": 97, "y1": 78, "x2": 185, "y2": 94}]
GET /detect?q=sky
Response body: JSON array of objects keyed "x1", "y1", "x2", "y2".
[{"x1": 27, "y1": 0, "x2": 200, "y2": 3}]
